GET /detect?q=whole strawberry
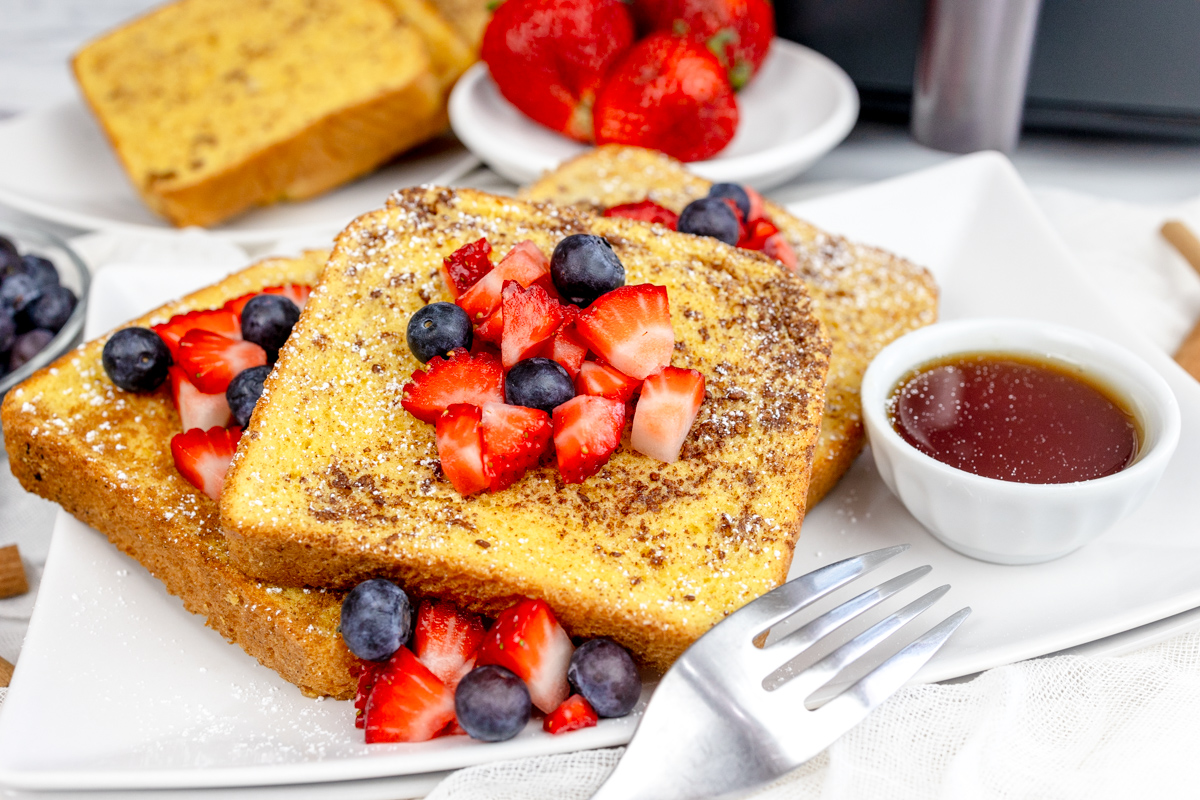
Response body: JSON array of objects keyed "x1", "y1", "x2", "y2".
[
  {"x1": 639, "y1": 0, "x2": 774, "y2": 89},
  {"x1": 482, "y1": 0, "x2": 635, "y2": 142},
  {"x1": 593, "y1": 33, "x2": 738, "y2": 162}
]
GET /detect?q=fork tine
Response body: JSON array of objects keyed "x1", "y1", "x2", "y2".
[
  {"x1": 724, "y1": 545, "x2": 910, "y2": 637},
  {"x1": 758, "y1": 565, "x2": 932, "y2": 689}
]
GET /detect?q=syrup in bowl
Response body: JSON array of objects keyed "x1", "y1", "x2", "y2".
[{"x1": 887, "y1": 353, "x2": 1140, "y2": 485}]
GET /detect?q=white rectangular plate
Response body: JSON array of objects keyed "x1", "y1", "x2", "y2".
[{"x1": 1, "y1": 152, "x2": 1197, "y2": 791}]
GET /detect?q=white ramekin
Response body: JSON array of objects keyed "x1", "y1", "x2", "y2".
[{"x1": 860, "y1": 318, "x2": 1182, "y2": 565}]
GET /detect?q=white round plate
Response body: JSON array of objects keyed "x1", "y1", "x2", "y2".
[
  {"x1": 0, "y1": 100, "x2": 481, "y2": 244},
  {"x1": 449, "y1": 38, "x2": 859, "y2": 189}
]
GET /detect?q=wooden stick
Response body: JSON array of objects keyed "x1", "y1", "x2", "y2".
[
  {"x1": 0, "y1": 545, "x2": 27, "y2": 599},
  {"x1": 0, "y1": 656, "x2": 12, "y2": 688},
  {"x1": 1162, "y1": 220, "x2": 1200, "y2": 277}
]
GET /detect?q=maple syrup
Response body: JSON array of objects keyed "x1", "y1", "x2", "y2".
[{"x1": 887, "y1": 353, "x2": 1139, "y2": 484}]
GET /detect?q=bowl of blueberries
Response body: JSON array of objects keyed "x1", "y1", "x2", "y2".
[{"x1": 0, "y1": 224, "x2": 89, "y2": 400}]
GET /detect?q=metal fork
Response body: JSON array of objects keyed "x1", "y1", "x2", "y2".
[{"x1": 590, "y1": 545, "x2": 970, "y2": 800}]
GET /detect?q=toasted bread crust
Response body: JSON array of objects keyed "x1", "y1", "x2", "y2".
[
  {"x1": 521, "y1": 145, "x2": 940, "y2": 506},
  {"x1": 221, "y1": 187, "x2": 831, "y2": 672},
  {"x1": 1, "y1": 253, "x2": 358, "y2": 699}
]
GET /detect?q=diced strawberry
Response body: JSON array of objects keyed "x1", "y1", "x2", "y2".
[
  {"x1": 738, "y1": 217, "x2": 779, "y2": 251},
  {"x1": 442, "y1": 719, "x2": 469, "y2": 736},
  {"x1": 575, "y1": 360, "x2": 641, "y2": 403},
  {"x1": 435, "y1": 404, "x2": 488, "y2": 496},
  {"x1": 170, "y1": 425, "x2": 242, "y2": 501},
  {"x1": 401, "y1": 349, "x2": 505, "y2": 424},
  {"x1": 746, "y1": 186, "x2": 766, "y2": 223},
  {"x1": 501, "y1": 281, "x2": 566, "y2": 370},
  {"x1": 763, "y1": 233, "x2": 798, "y2": 271},
  {"x1": 544, "y1": 694, "x2": 598, "y2": 734},
  {"x1": 631, "y1": 367, "x2": 705, "y2": 464},
  {"x1": 603, "y1": 201, "x2": 679, "y2": 230},
  {"x1": 719, "y1": 198, "x2": 748, "y2": 242},
  {"x1": 552, "y1": 395, "x2": 626, "y2": 484},
  {"x1": 152, "y1": 308, "x2": 241, "y2": 360},
  {"x1": 222, "y1": 292, "x2": 258, "y2": 317},
  {"x1": 354, "y1": 660, "x2": 387, "y2": 729},
  {"x1": 575, "y1": 284, "x2": 674, "y2": 380},
  {"x1": 481, "y1": 402, "x2": 553, "y2": 491},
  {"x1": 475, "y1": 308, "x2": 504, "y2": 345},
  {"x1": 175, "y1": 329, "x2": 267, "y2": 394},
  {"x1": 414, "y1": 599, "x2": 487, "y2": 690},
  {"x1": 442, "y1": 238, "x2": 493, "y2": 298},
  {"x1": 539, "y1": 317, "x2": 589, "y2": 380},
  {"x1": 457, "y1": 241, "x2": 550, "y2": 323},
  {"x1": 168, "y1": 365, "x2": 232, "y2": 432},
  {"x1": 476, "y1": 598, "x2": 574, "y2": 714},
  {"x1": 363, "y1": 647, "x2": 456, "y2": 744},
  {"x1": 264, "y1": 284, "x2": 313, "y2": 311}
]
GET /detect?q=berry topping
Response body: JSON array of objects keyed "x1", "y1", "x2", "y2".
[
  {"x1": 475, "y1": 307, "x2": 504, "y2": 346},
  {"x1": 457, "y1": 241, "x2": 550, "y2": 323},
  {"x1": 436, "y1": 403, "x2": 489, "y2": 496},
  {"x1": 414, "y1": 599, "x2": 486, "y2": 690},
  {"x1": 594, "y1": 33, "x2": 738, "y2": 162},
  {"x1": 225, "y1": 364, "x2": 271, "y2": 428},
  {"x1": 550, "y1": 234, "x2": 626, "y2": 307},
  {"x1": 763, "y1": 232, "x2": 798, "y2": 271},
  {"x1": 501, "y1": 281, "x2": 566, "y2": 370},
  {"x1": 239, "y1": 294, "x2": 299, "y2": 362},
  {"x1": 552, "y1": 395, "x2": 626, "y2": 483},
  {"x1": 176, "y1": 329, "x2": 268, "y2": 394},
  {"x1": 631, "y1": 366, "x2": 706, "y2": 463},
  {"x1": 363, "y1": 646, "x2": 456, "y2": 744},
  {"x1": 0, "y1": 308, "x2": 15, "y2": 354},
  {"x1": 263, "y1": 283, "x2": 312, "y2": 311},
  {"x1": 678, "y1": 196, "x2": 740, "y2": 245},
  {"x1": 102, "y1": 327, "x2": 172, "y2": 392},
  {"x1": 407, "y1": 302, "x2": 474, "y2": 363},
  {"x1": 737, "y1": 216, "x2": 778, "y2": 251},
  {"x1": 19, "y1": 254, "x2": 59, "y2": 290},
  {"x1": 441, "y1": 238, "x2": 493, "y2": 298},
  {"x1": 575, "y1": 284, "x2": 673, "y2": 380},
  {"x1": 353, "y1": 660, "x2": 387, "y2": 729},
  {"x1": 401, "y1": 349, "x2": 505, "y2": 424},
  {"x1": 455, "y1": 665, "x2": 532, "y2": 742},
  {"x1": 340, "y1": 578, "x2": 414, "y2": 662},
  {"x1": 8, "y1": 329, "x2": 53, "y2": 371},
  {"x1": 746, "y1": 185, "x2": 766, "y2": 223},
  {"x1": 603, "y1": 201, "x2": 679, "y2": 229},
  {"x1": 169, "y1": 365, "x2": 233, "y2": 431},
  {"x1": 575, "y1": 360, "x2": 641, "y2": 403},
  {"x1": 504, "y1": 357, "x2": 576, "y2": 413},
  {"x1": 152, "y1": 308, "x2": 241, "y2": 360},
  {"x1": 538, "y1": 317, "x2": 589, "y2": 380},
  {"x1": 0, "y1": 273, "x2": 42, "y2": 314},
  {"x1": 477, "y1": 597, "x2": 575, "y2": 714},
  {"x1": 543, "y1": 694, "x2": 599, "y2": 734},
  {"x1": 481, "y1": 401, "x2": 553, "y2": 491},
  {"x1": 23, "y1": 285, "x2": 76, "y2": 332},
  {"x1": 707, "y1": 182, "x2": 750, "y2": 222},
  {"x1": 567, "y1": 638, "x2": 641, "y2": 717},
  {"x1": 0, "y1": 237, "x2": 19, "y2": 277},
  {"x1": 169, "y1": 425, "x2": 242, "y2": 501}
]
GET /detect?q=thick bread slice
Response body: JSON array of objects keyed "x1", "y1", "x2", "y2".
[
  {"x1": 426, "y1": 0, "x2": 493, "y2": 52},
  {"x1": 0, "y1": 252, "x2": 357, "y2": 699},
  {"x1": 221, "y1": 187, "x2": 831, "y2": 671},
  {"x1": 382, "y1": 0, "x2": 476, "y2": 91},
  {"x1": 72, "y1": 0, "x2": 445, "y2": 228},
  {"x1": 521, "y1": 145, "x2": 940, "y2": 506}
]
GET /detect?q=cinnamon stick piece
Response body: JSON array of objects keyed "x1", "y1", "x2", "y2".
[
  {"x1": 0, "y1": 545, "x2": 27, "y2": 599},
  {"x1": 1163, "y1": 220, "x2": 1200, "y2": 381},
  {"x1": 0, "y1": 656, "x2": 12, "y2": 688}
]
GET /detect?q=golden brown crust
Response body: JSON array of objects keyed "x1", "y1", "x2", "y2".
[
  {"x1": 221, "y1": 188, "x2": 831, "y2": 672},
  {"x1": 1, "y1": 252, "x2": 357, "y2": 699},
  {"x1": 520, "y1": 145, "x2": 940, "y2": 507}
]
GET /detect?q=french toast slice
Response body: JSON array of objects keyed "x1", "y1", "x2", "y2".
[
  {"x1": 1, "y1": 252, "x2": 358, "y2": 700},
  {"x1": 220, "y1": 186, "x2": 832, "y2": 671},
  {"x1": 520, "y1": 145, "x2": 939, "y2": 506}
]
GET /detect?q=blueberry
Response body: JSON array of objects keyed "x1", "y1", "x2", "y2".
[
  {"x1": 677, "y1": 197, "x2": 740, "y2": 246},
  {"x1": 339, "y1": 578, "x2": 412, "y2": 661},
  {"x1": 0, "y1": 273, "x2": 42, "y2": 314},
  {"x1": 567, "y1": 638, "x2": 641, "y2": 718},
  {"x1": 505, "y1": 357, "x2": 574, "y2": 413},
  {"x1": 23, "y1": 285, "x2": 76, "y2": 333},
  {"x1": 0, "y1": 237, "x2": 19, "y2": 278},
  {"x1": 226, "y1": 365, "x2": 271, "y2": 428},
  {"x1": 406, "y1": 302, "x2": 472, "y2": 363},
  {"x1": 240, "y1": 294, "x2": 300, "y2": 362},
  {"x1": 550, "y1": 234, "x2": 625, "y2": 307},
  {"x1": 8, "y1": 329, "x2": 54, "y2": 372},
  {"x1": 0, "y1": 307, "x2": 15, "y2": 353},
  {"x1": 101, "y1": 327, "x2": 172, "y2": 392},
  {"x1": 707, "y1": 182, "x2": 751, "y2": 222},
  {"x1": 455, "y1": 665, "x2": 531, "y2": 742},
  {"x1": 20, "y1": 254, "x2": 59, "y2": 289}
]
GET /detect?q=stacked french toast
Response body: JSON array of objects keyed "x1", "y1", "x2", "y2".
[{"x1": 1, "y1": 150, "x2": 935, "y2": 740}]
